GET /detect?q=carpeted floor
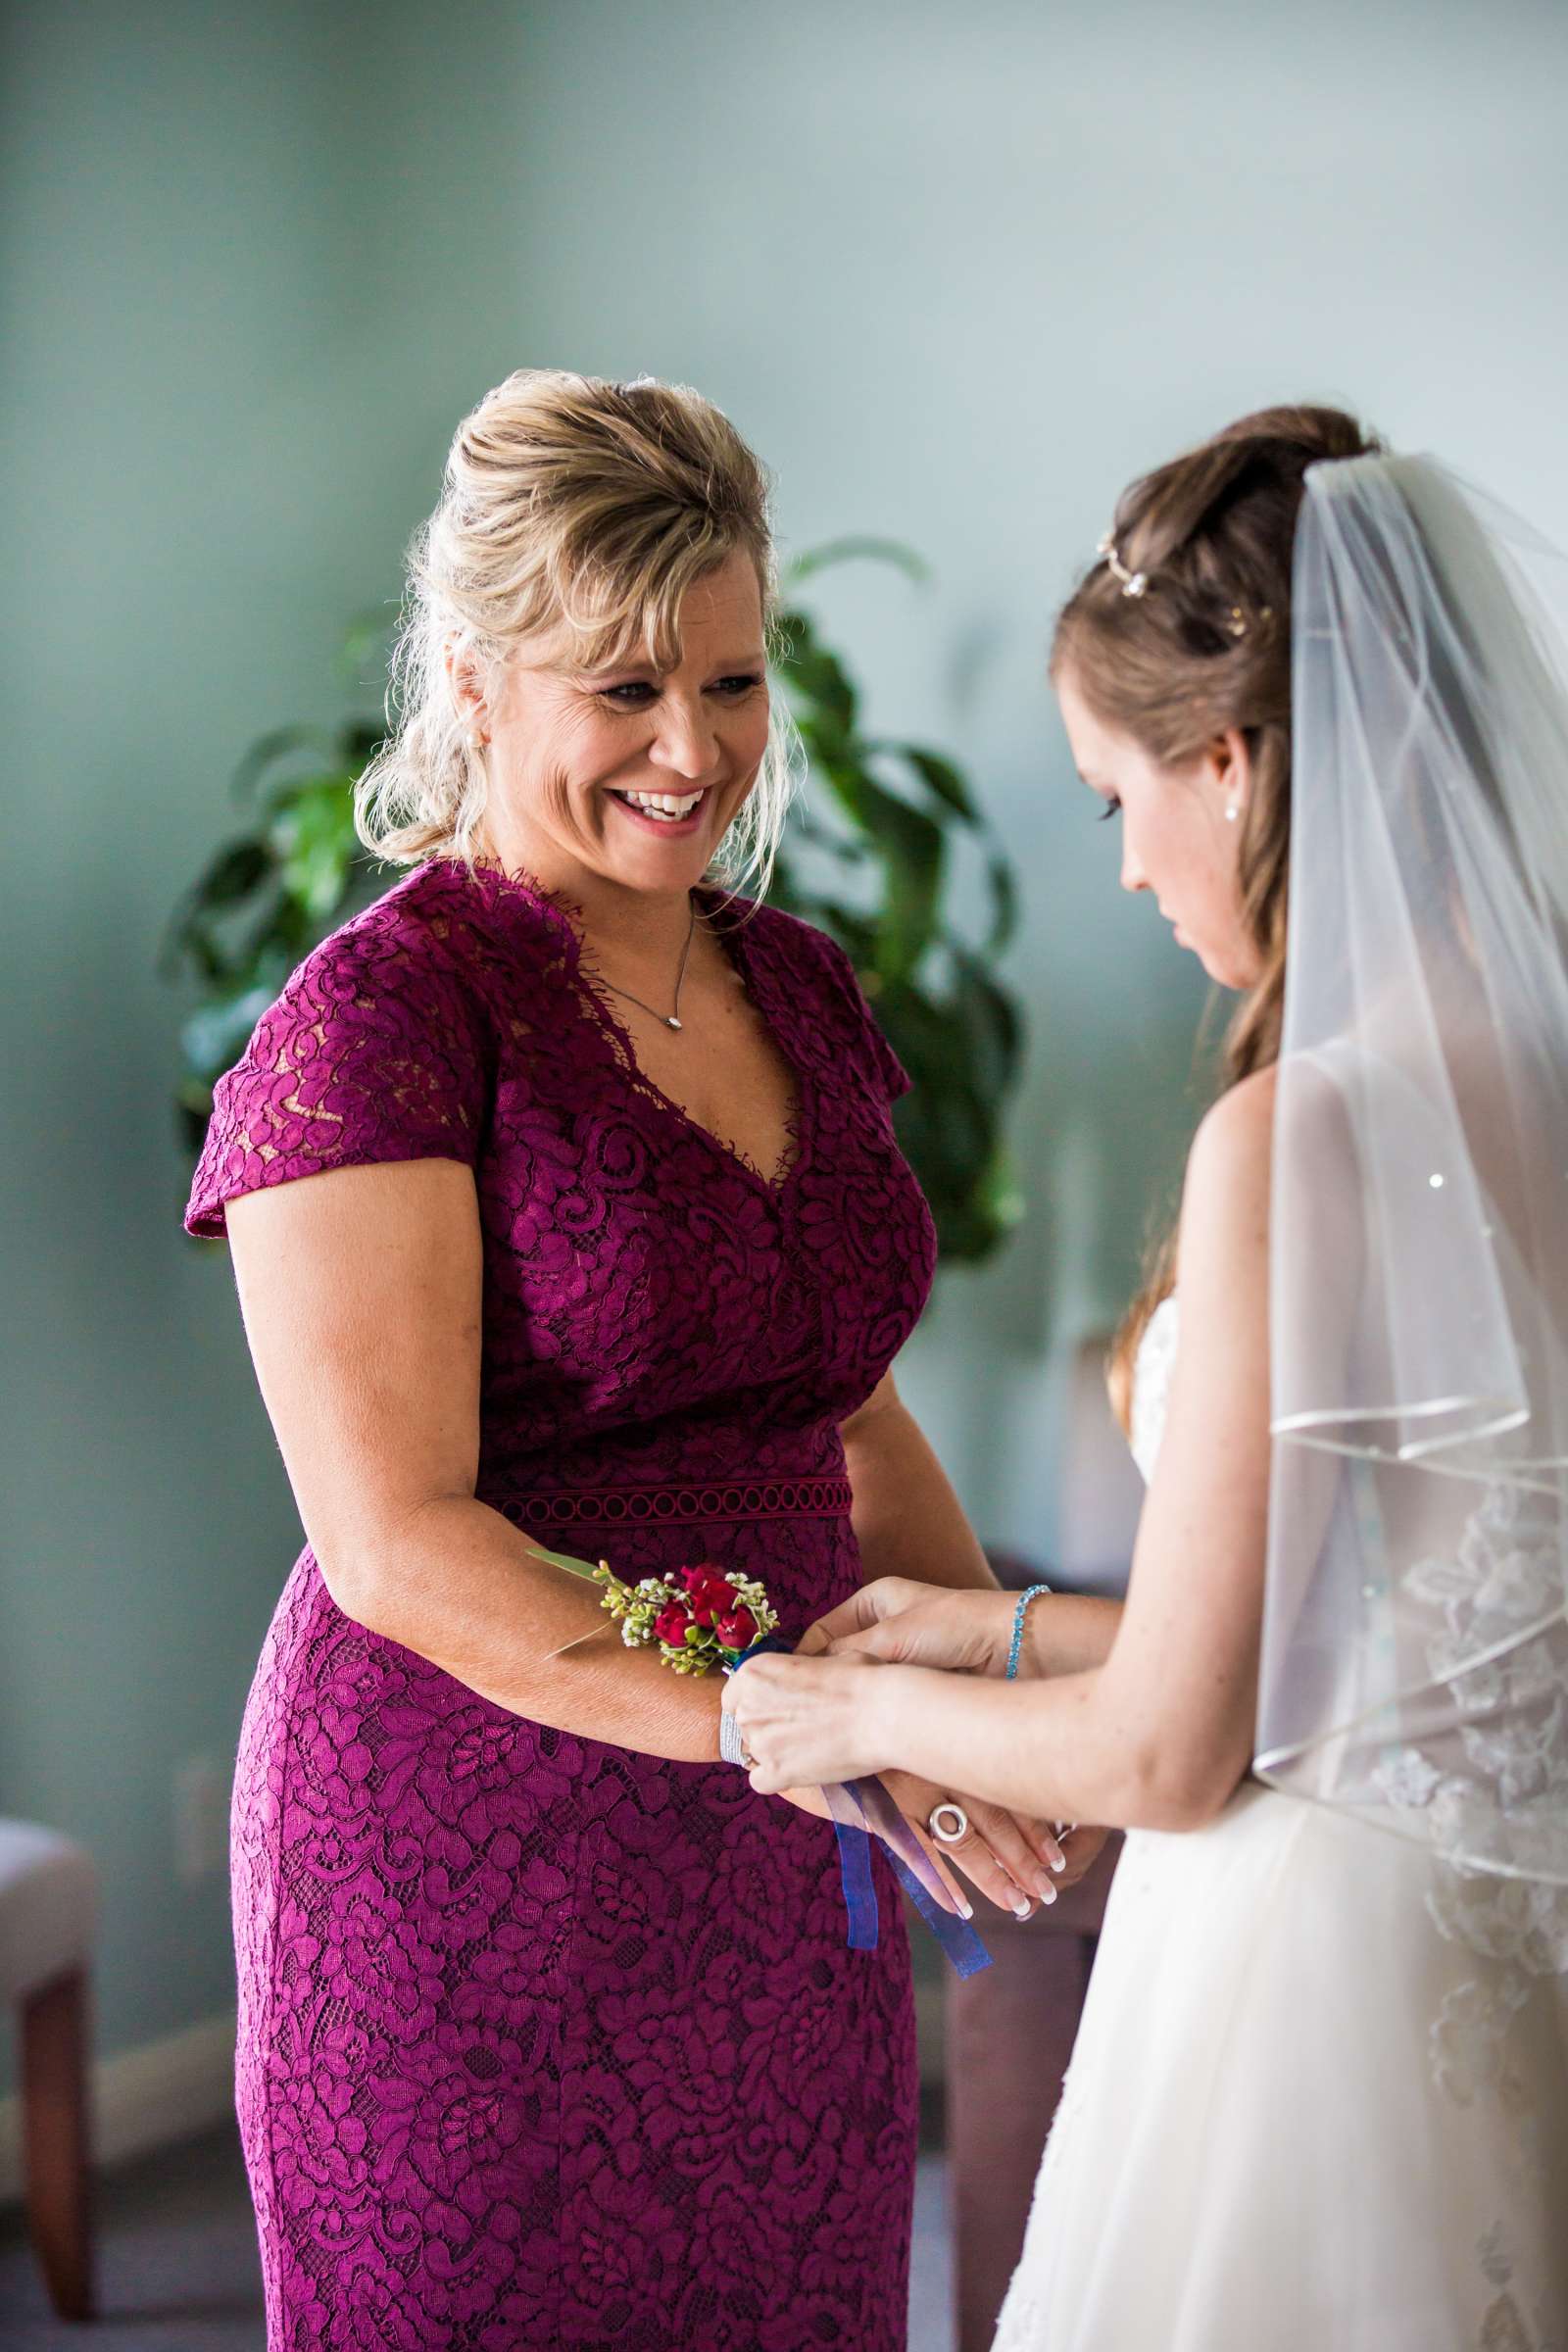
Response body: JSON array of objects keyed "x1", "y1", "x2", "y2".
[{"x1": 0, "y1": 2128, "x2": 955, "y2": 2349}]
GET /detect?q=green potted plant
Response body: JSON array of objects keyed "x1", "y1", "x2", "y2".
[{"x1": 165, "y1": 551, "x2": 1024, "y2": 1261}]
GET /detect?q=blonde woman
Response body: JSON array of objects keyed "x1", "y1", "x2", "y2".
[
  {"x1": 728, "y1": 408, "x2": 1568, "y2": 2349},
  {"x1": 187, "y1": 371, "x2": 1073, "y2": 2350}
]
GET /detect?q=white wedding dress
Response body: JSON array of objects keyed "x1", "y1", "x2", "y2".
[{"x1": 992, "y1": 1298, "x2": 1568, "y2": 2352}]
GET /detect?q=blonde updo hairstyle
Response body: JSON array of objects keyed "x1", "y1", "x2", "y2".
[
  {"x1": 1051, "y1": 403, "x2": 1385, "y2": 1430},
  {"x1": 357, "y1": 369, "x2": 800, "y2": 894}
]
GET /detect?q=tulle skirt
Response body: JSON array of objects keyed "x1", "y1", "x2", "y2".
[{"x1": 994, "y1": 1782, "x2": 1568, "y2": 2351}]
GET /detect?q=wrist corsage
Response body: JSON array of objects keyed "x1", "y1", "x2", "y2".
[
  {"x1": 531, "y1": 1543, "x2": 778, "y2": 1677},
  {"x1": 598, "y1": 1560, "x2": 780, "y2": 1676},
  {"x1": 528, "y1": 1538, "x2": 989, "y2": 1980}
]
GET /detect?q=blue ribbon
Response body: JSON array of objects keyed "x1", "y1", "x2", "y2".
[
  {"x1": 731, "y1": 1636, "x2": 991, "y2": 1980},
  {"x1": 833, "y1": 1810, "x2": 879, "y2": 1950}
]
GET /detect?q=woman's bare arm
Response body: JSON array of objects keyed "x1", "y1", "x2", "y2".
[
  {"x1": 802, "y1": 1579, "x2": 1123, "y2": 1677},
  {"x1": 225, "y1": 1156, "x2": 724, "y2": 1761},
  {"x1": 839, "y1": 1373, "x2": 999, "y2": 1592},
  {"x1": 728, "y1": 1071, "x2": 1276, "y2": 1830}
]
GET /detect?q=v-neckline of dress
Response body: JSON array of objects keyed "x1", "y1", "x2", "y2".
[{"x1": 442, "y1": 856, "x2": 808, "y2": 1201}]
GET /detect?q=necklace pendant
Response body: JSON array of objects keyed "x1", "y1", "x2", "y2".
[{"x1": 666, "y1": 1016, "x2": 683, "y2": 1031}]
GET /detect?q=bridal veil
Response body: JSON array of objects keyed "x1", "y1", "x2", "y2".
[{"x1": 1258, "y1": 451, "x2": 1568, "y2": 1926}]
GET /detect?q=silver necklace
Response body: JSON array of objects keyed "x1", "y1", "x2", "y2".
[{"x1": 595, "y1": 897, "x2": 699, "y2": 1033}]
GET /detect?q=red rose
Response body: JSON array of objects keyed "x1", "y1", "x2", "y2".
[
  {"x1": 714, "y1": 1607, "x2": 757, "y2": 1651},
  {"x1": 654, "y1": 1601, "x2": 695, "y2": 1646},
  {"x1": 680, "y1": 1566, "x2": 736, "y2": 1628}
]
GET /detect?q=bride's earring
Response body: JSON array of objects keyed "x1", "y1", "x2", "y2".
[{"x1": 1224, "y1": 802, "x2": 1241, "y2": 823}]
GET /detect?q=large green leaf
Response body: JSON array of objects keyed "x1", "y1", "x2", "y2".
[
  {"x1": 179, "y1": 981, "x2": 282, "y2": 1084},
  {"x1": 883, "y1": 745, "x2": 980, "y2": 825},
  {"x1": 160, "y1": 838, "x2": 278, "y2": 977},
  {"x1": 772, "y1": 609, "x2": 858, "y2": 741},
  {"x1": 814, "y1": 762, "x2": 946, "y2": 984},
  {"x1": 231, "y1": 724, "x2": 339, "y2": 803},
  {"x1": 273, "y1": 776, "x2": 363, "y2": 918},
  {"x1": 948, "y1": 946, "x2": 1025, "y2": 1099},
  {"x1": 783, "y1": 537, "x2": 929, "y2": 589},
  {"x1": 985, "y1": 850, "x2": 1019, "y2": 955}
]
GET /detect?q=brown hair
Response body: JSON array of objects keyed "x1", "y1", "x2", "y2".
[{"x1": 1051, "y1": 404, "x2": 1384, "y2": 1429}]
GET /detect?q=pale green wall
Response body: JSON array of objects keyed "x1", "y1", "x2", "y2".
[{"x1": 5, "y1": 0, "x2": 1567, "y2": 2087}]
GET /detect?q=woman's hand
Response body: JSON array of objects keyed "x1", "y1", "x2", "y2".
[
  {"x1": 768, "y1": 1777, "x2": 965, "y2": 1917},
  {"x1": 798, "y1": 1579, "x2": 1013, "y2": 1675},
  {"x1": 878, "y1": 1770, "x2": 1069, "y2": 1918},
  {"x1": 1037, "y1": 1823, "x2": 1113, "y2": 1893},
  {"x1": 722, "y1": 1654, "x2": 1069, "y2": 1917},
  {"x1": 723, "y1": 1649, "x2": 900, "y2": 1787}
]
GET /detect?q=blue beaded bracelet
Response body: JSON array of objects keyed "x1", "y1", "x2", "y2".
[{"x1": 1005, "y1": 1583, "x2": 1053, "y2": 1681}]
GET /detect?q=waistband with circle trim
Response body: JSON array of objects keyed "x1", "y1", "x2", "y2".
[{"x1": 499, "y1": 1475, "x2": 854, "y2": 1533}]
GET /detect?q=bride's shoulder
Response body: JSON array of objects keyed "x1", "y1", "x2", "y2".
[
  {"x1": 1177, "y1": 1068, "x2": 1277, "y2": 1284},
  {"x1": 1188, "y1": 1065, "x2": 1277, "y2": 1185}
]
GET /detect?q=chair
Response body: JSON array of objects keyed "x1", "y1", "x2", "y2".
[
  {"x1": 947, "y1": 1332, "x2": 1142, "y2": 2352},
  {"x1": 0, "y1": 1819, "x2": 97, "y2": 2320}
]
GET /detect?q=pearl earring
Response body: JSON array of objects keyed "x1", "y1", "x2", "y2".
[{"x1": 1224, "y1": 803, "x2": 1241, "y2": 823}]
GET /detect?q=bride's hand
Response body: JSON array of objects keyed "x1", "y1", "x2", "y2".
[
  {"x1": 723, "y1": 1650, "x2": 898, "y2": 1790},
  {"x1": 797, "y1": 1579, "x2": 1013, "y2": 1676},
  {"x1": 723, "y1": 1652, "x2": 1068, "y2": 1917}
]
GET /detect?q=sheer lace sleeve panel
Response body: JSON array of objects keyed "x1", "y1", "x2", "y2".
[
  {"x1": 807, "y1": 927, "x2": 912, "y2": 1104},
  {"x1": 184, "y1": 911, "x2": 491, "y2": 1240}
]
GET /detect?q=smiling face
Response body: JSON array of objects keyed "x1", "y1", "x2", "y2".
[
  {"x1": 470, "y1": 550, "x2": 771, "y2": 902},
  {"x1": 1055, "y1": 662, "x2": 1264, "y2": 991}
]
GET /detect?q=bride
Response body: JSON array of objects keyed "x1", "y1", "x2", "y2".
[{"x1": 725, "y1": 405, "x2": 1568, "y2": 2349}]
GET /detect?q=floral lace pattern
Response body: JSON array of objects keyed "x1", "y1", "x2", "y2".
[
  {"x1": 1371, "y1": 1481, "x2": 1568, "y2": 1994},
  {"x1": 188, "y1": 858, "x2": 936, "y2": 2349},
  {"x1": 1474, "y1": 2223, "x2": 1563, "y2": 2352},
  {"x1": 1399, "y1": 1484, "x2": 1568, "y2": 1887}
]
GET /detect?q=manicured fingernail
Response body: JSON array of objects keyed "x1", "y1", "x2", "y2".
[
  {"x1": 1035, "y1": 1875, "x2": 1057, "y2": 1903},
  {"x1": 958, "y1": 1895, "x2": 974, "y2": 1920},
  {"x1": 1011, "y1": 1891, "x2": 1032, "y2": 1918}
]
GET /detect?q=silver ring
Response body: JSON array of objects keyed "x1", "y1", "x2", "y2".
[
  {"x1": 928, "y1": 1801, "x2": 970, "y2": 1845},
  {"x1": 718, "y1": 1709, "x2": 757, "y2": 1773}
]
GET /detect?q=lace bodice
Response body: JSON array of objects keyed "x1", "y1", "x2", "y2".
[
  {"x1": 186, "y1": 856, "x2": 937, "y2": 1519},
  {"x1": 1129, "y1": 1294, "x2": 1179, "y2": 1485}
]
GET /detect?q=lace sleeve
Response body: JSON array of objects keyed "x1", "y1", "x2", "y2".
[
  {"x1": 810, "y1": 929, "x2": 912, "y2": 1105},
  {"x1": 183, "y1": 918, "x2": 490, "y2": 1240}
]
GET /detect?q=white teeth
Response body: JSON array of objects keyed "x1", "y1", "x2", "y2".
[{"x1": 619, "y1": 789, "x2": 705, "y2": 819}]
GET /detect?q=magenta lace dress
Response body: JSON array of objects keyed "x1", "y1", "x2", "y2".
[{"x1": 184, "y1": 856, "x2": 936, "y2": 2352}]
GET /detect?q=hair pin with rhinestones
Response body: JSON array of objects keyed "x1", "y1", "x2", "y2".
[
  {"x1": 1225, "y1": 603, "x2": 1275, "y2": 640},
  {"x1": 1097, "y1": 532, "x2": 1148, "y2": 599}
]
